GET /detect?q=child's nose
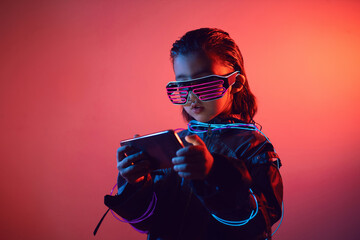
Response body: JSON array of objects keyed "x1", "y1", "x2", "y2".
[{"x1": 187, "y1": 91, "x2": 200, "y2": 104}]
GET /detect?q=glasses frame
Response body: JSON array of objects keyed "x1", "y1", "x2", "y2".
[{"x1": 166, "y1": 71, "x2": 240, "y2": 105}]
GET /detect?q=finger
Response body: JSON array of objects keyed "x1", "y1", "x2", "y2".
[
  {"x1": 132, "y1": 158, "x2": 151, "y2": 169},
  {"x1": 117, "y1": 151, "x2": 146, "y2": 170},
  {"x1": 118, "y1": 157, "x2": 151, "y2": 171},
  {"x1": 173, "y1": 163, "x2": 189, "y2": 172},
  {"x1": 173, "y1": 163, "x2": 202, "y2": 172},
  {"x1": 123, "y1": 168, "x2": 149, "y2": 184},
  {"x1": 119, "y1": 159, "x2": 151, "y2": 178},
  {"x1": 126, "y1": 151, "x2": 148, "y2": 166},
  {"x1": 176, "y1": 145, "x2": 205, "y2": 157},
  {"x1": 117, "y1": 145, "x2": 133, "y2": 162},
  {"x1": 172, "y1": 156, "x2": 185, "y2": 165},
  {"x1": 185, "y1": 134, "x2": 205, "y2": 146}
]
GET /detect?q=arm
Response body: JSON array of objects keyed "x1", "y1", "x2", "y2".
[
  {"x1": 173, "y1": 134, "x2": 283, "y2": 237},
  {"x1": 103, "y1": 145, "x2": 155, "y2": 232},
  {"x1": 191, "y1": 152, "x2": 282, "y2": 229},
  {"x1": 104, "y1": 145, "x2": 191, "y2": 235}
]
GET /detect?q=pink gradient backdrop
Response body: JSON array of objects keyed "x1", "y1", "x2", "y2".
[{"x1": 1, "y1": 0, "x2": 359, "y2": 239}]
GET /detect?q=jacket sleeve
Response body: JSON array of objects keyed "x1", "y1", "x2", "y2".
[
  {"x1": 190, "y1": 141, "x2": 283, "y2": 237},
  {"x1": 103, "y1": 173, "x2": 155, "y2": 232},
  {"x1": 104, "y1": 170, "x2": 190, "y2": 236}
]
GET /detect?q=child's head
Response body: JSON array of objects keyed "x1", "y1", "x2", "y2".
[{"x1": 169, "y1": 28, "x2": 257, "y2": 123}]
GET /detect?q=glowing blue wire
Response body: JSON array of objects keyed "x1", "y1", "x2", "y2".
[
  {"x1": 269, "y1": 201, "x2": 284, "y2": 237},
  {"x1": 188, "y1": 121, "x2": 277, "y2": 156},
  {"x1": 211, "y1": 189, "x2": 258, "y2": 226}
]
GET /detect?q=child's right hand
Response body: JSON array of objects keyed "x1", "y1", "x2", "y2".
[{"x1": 117, "y1": 144, "x2": 151, "y2": 184}]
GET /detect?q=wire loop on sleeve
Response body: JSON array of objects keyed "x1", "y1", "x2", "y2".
[
  {"x1": 110, "y1": 183, "x2": 157, "y2": 234},
  {"x1": 211, "y1": 189, "x2": 258, "y2": 226}
]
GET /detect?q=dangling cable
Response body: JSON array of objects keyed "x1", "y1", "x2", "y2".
[
  {"x1": 211, "y1": 189, "x2": 258, "y2": 226},
  {"x1": 109, "y1": 183, "x2": 158, "y2": 234}
]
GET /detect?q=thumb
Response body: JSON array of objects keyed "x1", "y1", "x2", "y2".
[{"x1": 185, "y1": 134, "x2": 205, "y2": 146}]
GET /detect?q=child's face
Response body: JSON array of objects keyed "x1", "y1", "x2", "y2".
[{"x1": 173, "y1": 52, "x2": 233, "y2": 122}]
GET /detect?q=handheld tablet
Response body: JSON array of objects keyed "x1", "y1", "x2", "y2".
[{"x1": 120, "y1": 130, "x2": 184, "y2": 170}]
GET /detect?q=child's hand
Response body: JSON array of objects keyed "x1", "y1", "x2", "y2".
[
  {"x1": 117, "y1": 144, "x2": 151, "y2": 184},
  {"x1": 172, "y1": 135, "x2": 214, "y2": 180}
]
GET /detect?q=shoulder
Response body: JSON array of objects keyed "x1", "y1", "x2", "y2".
[
  {"x1": 219, "y1": 127, "x2": 267, "y2": 149},
  {"x1": 220, "y1": 128, "x2": 279, "y2": 165}
]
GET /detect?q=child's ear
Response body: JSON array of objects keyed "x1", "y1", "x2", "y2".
[{"x1": 231, "y1": 74, "x2": 245, "y2": 94}]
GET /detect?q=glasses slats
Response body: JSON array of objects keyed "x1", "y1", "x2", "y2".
[{"x1": 165, "y1": 71, "x2": 238, "y2": 105}]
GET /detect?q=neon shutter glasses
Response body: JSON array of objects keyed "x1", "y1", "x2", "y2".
[{"x1": 166, "y1": 71, "x2": 239, "y2": 105}]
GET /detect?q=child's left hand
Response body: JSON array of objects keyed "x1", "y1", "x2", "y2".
[{"x1": 172, "y1": 135, "x2": 214, "y2": 180}]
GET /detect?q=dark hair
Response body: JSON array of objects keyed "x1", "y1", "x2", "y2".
[{"x1": 170, "y1": 28, "x2": 257, "y2": 123}]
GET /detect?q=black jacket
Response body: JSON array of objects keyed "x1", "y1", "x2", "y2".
[{"x1": 104, "y1": 117, "x2": 283, "y2": 240}]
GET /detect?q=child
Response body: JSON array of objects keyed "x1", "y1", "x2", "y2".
[{"x1": 104, "y1": 28, "x2": 283, "y2": 240}]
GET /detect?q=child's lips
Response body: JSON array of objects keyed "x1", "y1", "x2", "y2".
[{"x1": 191, "y1": 105, "x2": 204, "y2": 114}]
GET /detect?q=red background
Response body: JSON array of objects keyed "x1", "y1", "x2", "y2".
[{"x1": 1, "y1": 0, "x2": 359, "y2": 239}]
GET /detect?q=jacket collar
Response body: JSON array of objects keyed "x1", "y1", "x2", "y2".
[{"x1": 206, "y1": 114, "x2": 245, "y2": 124}]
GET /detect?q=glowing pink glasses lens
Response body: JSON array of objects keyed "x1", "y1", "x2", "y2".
[
  {"x1": 192, "y1": 80, "x2": 226, "y2": 101},
  {"x1": 167, "y1": 89, "x2": 188, "y2": 104},
  {"x1": 166, "y1": 79, "x2": 226, "y2": 104}
]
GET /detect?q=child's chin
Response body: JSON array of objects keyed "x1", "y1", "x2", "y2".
[{"x1": 193, "y1": 115, "x2": 213, "y2": 123}]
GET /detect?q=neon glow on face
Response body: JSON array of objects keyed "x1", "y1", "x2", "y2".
[{"x1": 166, "y1": 71, "x2": 239, "y2": 105}]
